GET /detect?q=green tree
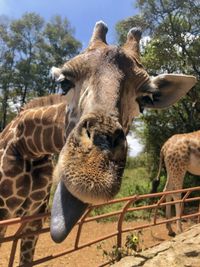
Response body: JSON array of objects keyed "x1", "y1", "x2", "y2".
[
  {"x1": 10, "y1": 13, "x2": 45, "y2": 105},
  {"x1": 0, "y1": 16, "x2": 16, "y2": 130},
  {"x1": 0, "y1": 13, "x2": 81, "y2": 130}
]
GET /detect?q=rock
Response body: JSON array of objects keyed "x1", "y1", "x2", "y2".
[{"x1": 112, "y1": 224, "x2": 200, "y2": 267}]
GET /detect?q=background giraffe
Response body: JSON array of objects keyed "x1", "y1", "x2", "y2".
[
  {"x1": 151, "y1": 131, "x2": 200, "y2": 236},
  {"x1": 0, "y1": 94, "x2": 68, "y2": 264}
]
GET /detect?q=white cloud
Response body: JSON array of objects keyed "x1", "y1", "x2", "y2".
[{"x1": 127, "y1": 133, "x2": 143, "y2": 157}]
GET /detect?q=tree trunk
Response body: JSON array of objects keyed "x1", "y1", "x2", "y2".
[{"x1": 1, "y1": 86, "x2": 9, "y2": 131}]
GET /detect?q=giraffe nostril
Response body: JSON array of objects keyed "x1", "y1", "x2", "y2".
[{"x1": 86, "y1": 129, "x2": 91, "y2": 139}]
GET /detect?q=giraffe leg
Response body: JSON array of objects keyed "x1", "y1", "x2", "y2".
[
  {"x1": 19, "y1": 157, "x2": 53, "y2": 264},
  {"x1": 164, "y1": 162, "x2": 185, "y2": 236},
  {"x1": 19, "y1": 217, "x2": 43, "y2": 264},
  {"x1": 20, "y1": 157, "x2": 53, "y2": 265},
  {"x1": 165, "y1": 194, "x2": 175, "y2": 237},
  {"x1": 0, "y1": 209, "x2": 9, "y2": 248},
  {"x1": 0, "y1": 226, "x2": 7, "y2": 248},
  {"x1": 173, "y1": 193, "x2": 183, "y2": 234},
  {"x1": 170, "y1": 169, "x2": 185, "y2": 235},
  {"x1": 19, "y1": 199, "x2": 49, "y2": 265}
]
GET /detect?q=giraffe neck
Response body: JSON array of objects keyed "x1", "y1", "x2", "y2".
[{"x1": 15, "y1": 102, "x2": 67, "y2": 158}]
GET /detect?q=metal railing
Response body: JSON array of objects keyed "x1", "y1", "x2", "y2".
[{"x1": 0, "y1": 186, "x2": 200, "y2": 267}]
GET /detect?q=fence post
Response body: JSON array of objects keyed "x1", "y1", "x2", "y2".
[
  {"x1": 153, "y1": 194, "x2": 166, "y2": 225},
  {"x1": 74, "y1": 207, "x2": 93, "y2": 249},
  {"x1": 8, "y1": 223, "x2": 26, "y2": 267},
  {"x1": 117, "y1": 195, "x2": 138, "y2": 248}
]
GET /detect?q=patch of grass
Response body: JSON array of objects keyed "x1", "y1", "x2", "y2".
[
  {"x1": 97, "y1": 231, "x2": 144, "y2": 264},
  {"x1": 117, "y1": 166, "x2": 150, "y2": 198},
  {"x1": 48, "y1": 183, "x2": 57, "y2": 209}
]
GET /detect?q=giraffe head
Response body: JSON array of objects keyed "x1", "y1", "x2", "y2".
[{"x1": 50, "y1": 21, "x2": 196, "y2": 242}]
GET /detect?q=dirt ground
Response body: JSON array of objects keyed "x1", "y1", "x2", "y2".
[{"x1": 0, "y1": 218, "x2": 195, "y2": 267}]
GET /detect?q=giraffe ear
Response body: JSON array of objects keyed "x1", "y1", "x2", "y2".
[{"x1": 139, "y1": 74, "x2": 196, "y2": 110}]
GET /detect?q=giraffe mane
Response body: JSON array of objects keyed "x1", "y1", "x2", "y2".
[{"x1": 22, "y1": 94, "x2": 69, "y2": 110}]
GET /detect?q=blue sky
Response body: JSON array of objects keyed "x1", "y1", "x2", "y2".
[{"x1": 0, "y1": 0, "x2": 138, "y2": 48}]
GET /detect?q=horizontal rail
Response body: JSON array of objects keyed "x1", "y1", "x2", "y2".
[
  {"x1": 1, "y1": 186, "x2": 199, "y2": 227},
  {"x1": 0, "y1": 212, "x2": 50, "y2": 226},
  {"x1": 122, "y1": 211, "x2": 200, "y2": 233}
]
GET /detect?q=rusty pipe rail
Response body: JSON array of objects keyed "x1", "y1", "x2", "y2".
[{"x1": 0, "y1": 186, "x2": 200, "y2": 266}]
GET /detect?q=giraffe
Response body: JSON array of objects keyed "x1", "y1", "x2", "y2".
[
  {"x1": 49, "y1": 21, "x2": 196, "y2": 243},
  {"x1": 0, "y1": 94, "x2": 69, "y2": 264},
  {"x1": 0, "y1": 21, "x2": 196, "y2": 264},
  {"x1": 151, "y1": 130, "x2": 200, "y2": 236}
]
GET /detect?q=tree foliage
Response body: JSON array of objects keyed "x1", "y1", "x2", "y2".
[
  {"x1": 116, "y1": 0, "x2": 200, "y2": 179},
  {"x1": 0, "y1": 13, "x2": 81, "y2": 131}
]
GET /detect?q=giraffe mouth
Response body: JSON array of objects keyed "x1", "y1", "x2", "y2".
[
  {"x1": 50, "y1": 114, "x2": 127, "y2": 243},
  {"x1": 50, "y1": 180, "x2": 88, "y2": 243}
]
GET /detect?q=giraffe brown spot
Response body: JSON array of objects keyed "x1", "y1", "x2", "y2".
[
  {"x1": 16, "y1": 174, "x2": 31, "y2": 190},
  {"x1": 30, "y1": 191, "x2": 46, "y2": 201},
  {"x1": 32, "y1": 174, "x2": 48, "y2": 191},
  {"x1": 0, "y1": 141, "x2": 5, "y2": 150},
  {"x1": 43, "y1": 127, "x2": 54, "y2": 152},
  {"x1": 0, "y1": 179, "x2": 13, "y2": 198},
  {"x1": 3, "y1": 157, "x2": 23, "y2": 177},
  {"x1": 17, "y1": 138, "x2": 30, "y2": 156},
  {"x1": 32, "y1": 165, "x2": 51, "y2": 190},
  {"x1": 32, "y1": 165, "x2": 53, "y2": 190},
  {"x1": 56, "y1": 104, "x2": 66, "y2": 124},
  {"x1": 21, "y1": 252, "x2": 33, "y2": 262},
  {"x1": 0, "y1": 208, "x2": 9, "y2": 219},
  {"x1": 24, "y1": 118, "x2": 36, "y2": 136},
  {"x1": 54, "y1": 126, "x2": 64, "y2": 150},
  {"x1": 0, "y1": 171, "x2": 2, "y2": 180},
  {"x1": 16, "y1": 121, "x2": 25, "y2": 136},
  {"x1": 43, "y1": 107, "x2": 57, "y2": 126},
  {"x1": 27, "y1": 138, "x2": 38, "y2": 154},
  {"x1": 6, "y1": 197, "x2": 23, "y2": 210},
  {"x1": 21, "y1": 241, "x2": 33, "y2": 250},
  {"x1": 183, "y1": 155, "x2": 189, "y2": 161},
  {"x1": 16, "y1": 208, "x2": 25, "y2": 216},
  {"x1": 25, "y1": 161, "x2": 31, "y2": 172},
  {"x1": 22, "y1": 198, "x2": 32, "y2": 210},
  {"x1": 34, "y1": 109, "x2": 43, "y2": 124},
  {"x1": 18, "y1": 188, "x2": 30, "y2": 197},
  {"x1": 32, "y1": 155, "x2": 50, "y2": 166},
  {"x1": 0, "y1": 197, "x2": 5, "y2": 206},
  {"x1": 33, "y1": 126, "x2": 42, "y2": 150},
  {"x1": 29, "y1": 218, "x2": 42, "y2": 227},
  {"x1": 4, "y1": 131, "x2": 14, "y2": 144},
  {"x1": 5, "y1": 145, "x2": 14, "y2": 157}
]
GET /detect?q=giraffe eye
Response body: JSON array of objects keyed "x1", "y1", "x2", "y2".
[{"x1": 60, "y1": 79, "x2": 75, "y2": 95}]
